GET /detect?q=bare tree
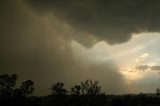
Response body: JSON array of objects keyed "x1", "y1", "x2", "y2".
[
  {"x1": 156, "y1": 88, "x2": 160, "y2": 96},
  {"x1": 0, "y1": 74, "x2": 17, "y2": 97},
  {"x1": 71, "y1": 85, "x2": 81, "y2": 95},
  {"x1": 12, "y1": 88, "x2": 23, "y2": 98},
  {"x1": 21, "y1": 80, "x2": 34, "y2": 96},
  {"x1": 50, "y1": 82, "x2": 67, "y2": 95},
  {"x1": 81, "y1": 79, "x2": 101, "y2": 95}
]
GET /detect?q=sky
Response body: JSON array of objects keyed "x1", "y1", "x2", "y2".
[{"x1": 1, "y1": 0, "x2": 160, "y2": 95}]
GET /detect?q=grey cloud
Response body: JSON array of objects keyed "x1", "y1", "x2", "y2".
[
  {"x1": 135, "y1": 65, "x2": 149, "y2": 71},
  {"x1": 151, "y1": 66, "x2": 160, "y2": 71},
  {"x1": 24, "y1": 0, "x2": 160, "y2": 46},
  {"x1": 136, "y1": 65, "x2": 160, "y2": 71}
]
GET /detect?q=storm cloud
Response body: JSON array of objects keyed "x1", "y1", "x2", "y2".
[
  {"x1": 24, "y1": 0, "x2": 160, "y2": 46},
  {"x1": 2, "y1": 0, "x2": 160, "y2": 95},
  {"x1": 0, "y1": 0, "x2": 127, "y2": 95}
]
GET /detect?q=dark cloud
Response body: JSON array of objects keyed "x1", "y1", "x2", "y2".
[
  {"x1": 136, "y1": 65, "x2": 160, "y2": 72},
  {"x1": 24, "y1": 0, "x2": 160, "y2": 46},
  {"x1": 0, "y1": 0, "x2": 127, "y2": 95},
  {"x1": 151, "y1": 66, "x2": 160, "y2": 71},
  {"x1": 135, "y1": 65, "x2": 149, "y2": 71}
]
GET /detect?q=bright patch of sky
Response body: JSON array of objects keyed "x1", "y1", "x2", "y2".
[{"x1": 71, "y1": 32, "x2": 160, "y2": 93}]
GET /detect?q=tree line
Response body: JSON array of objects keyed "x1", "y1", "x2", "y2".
[
  {"x1": 1, "y1": 73, "x2": 160, "y2": 106},
  {"x1": 0, "y1": 74, "x2": 102, "y2": 97}
]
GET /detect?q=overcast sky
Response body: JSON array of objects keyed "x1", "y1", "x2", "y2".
[{"x1": 1, "y1": 0, "x2": 160, "y2": 95}]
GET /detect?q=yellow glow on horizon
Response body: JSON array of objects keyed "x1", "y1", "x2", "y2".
[
  {"x1": 120, "y1": 66, "x2": 143, "y2": 84},
  {"x1": 120, "y1": 53, "x2": 149, "y2": 84}
]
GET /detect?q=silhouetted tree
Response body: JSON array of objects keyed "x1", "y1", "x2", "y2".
[
  {"x1": 50, "y1": 82, "x2": 67, "y2": 96},
  {"x1": 12, "y1": 88, "x2": 23, "y2": 98},
  {"x1": 0, "y1": 74, "x2": 17, "y2": 98},
  {"x1": 21, "y1": 80, "x2": 34, "y2": 96},
  {"x1": 71, "y1": 85, "x2": 81, "y2": 95},
  {"x1": 81, "y1": 79, "x2": 101, "y2": 95},
  {"x1": 156, "y1": 88, "x2": 160, "y2": 96}
]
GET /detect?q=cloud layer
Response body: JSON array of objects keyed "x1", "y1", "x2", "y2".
[
  {"x1": 24, "y1": 0, "x2": 160, "y2": 46},
  {"x1": 0, "y1": 0, "x2": 127, "y2": 95}
]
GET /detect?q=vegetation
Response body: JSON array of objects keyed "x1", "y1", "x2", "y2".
[
  {"x1": 50, "y1": 82, "x2": 67, "y2": 96},
  {"x1": 0, "y1": 73, "x2": 160, "y2": 106}
]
